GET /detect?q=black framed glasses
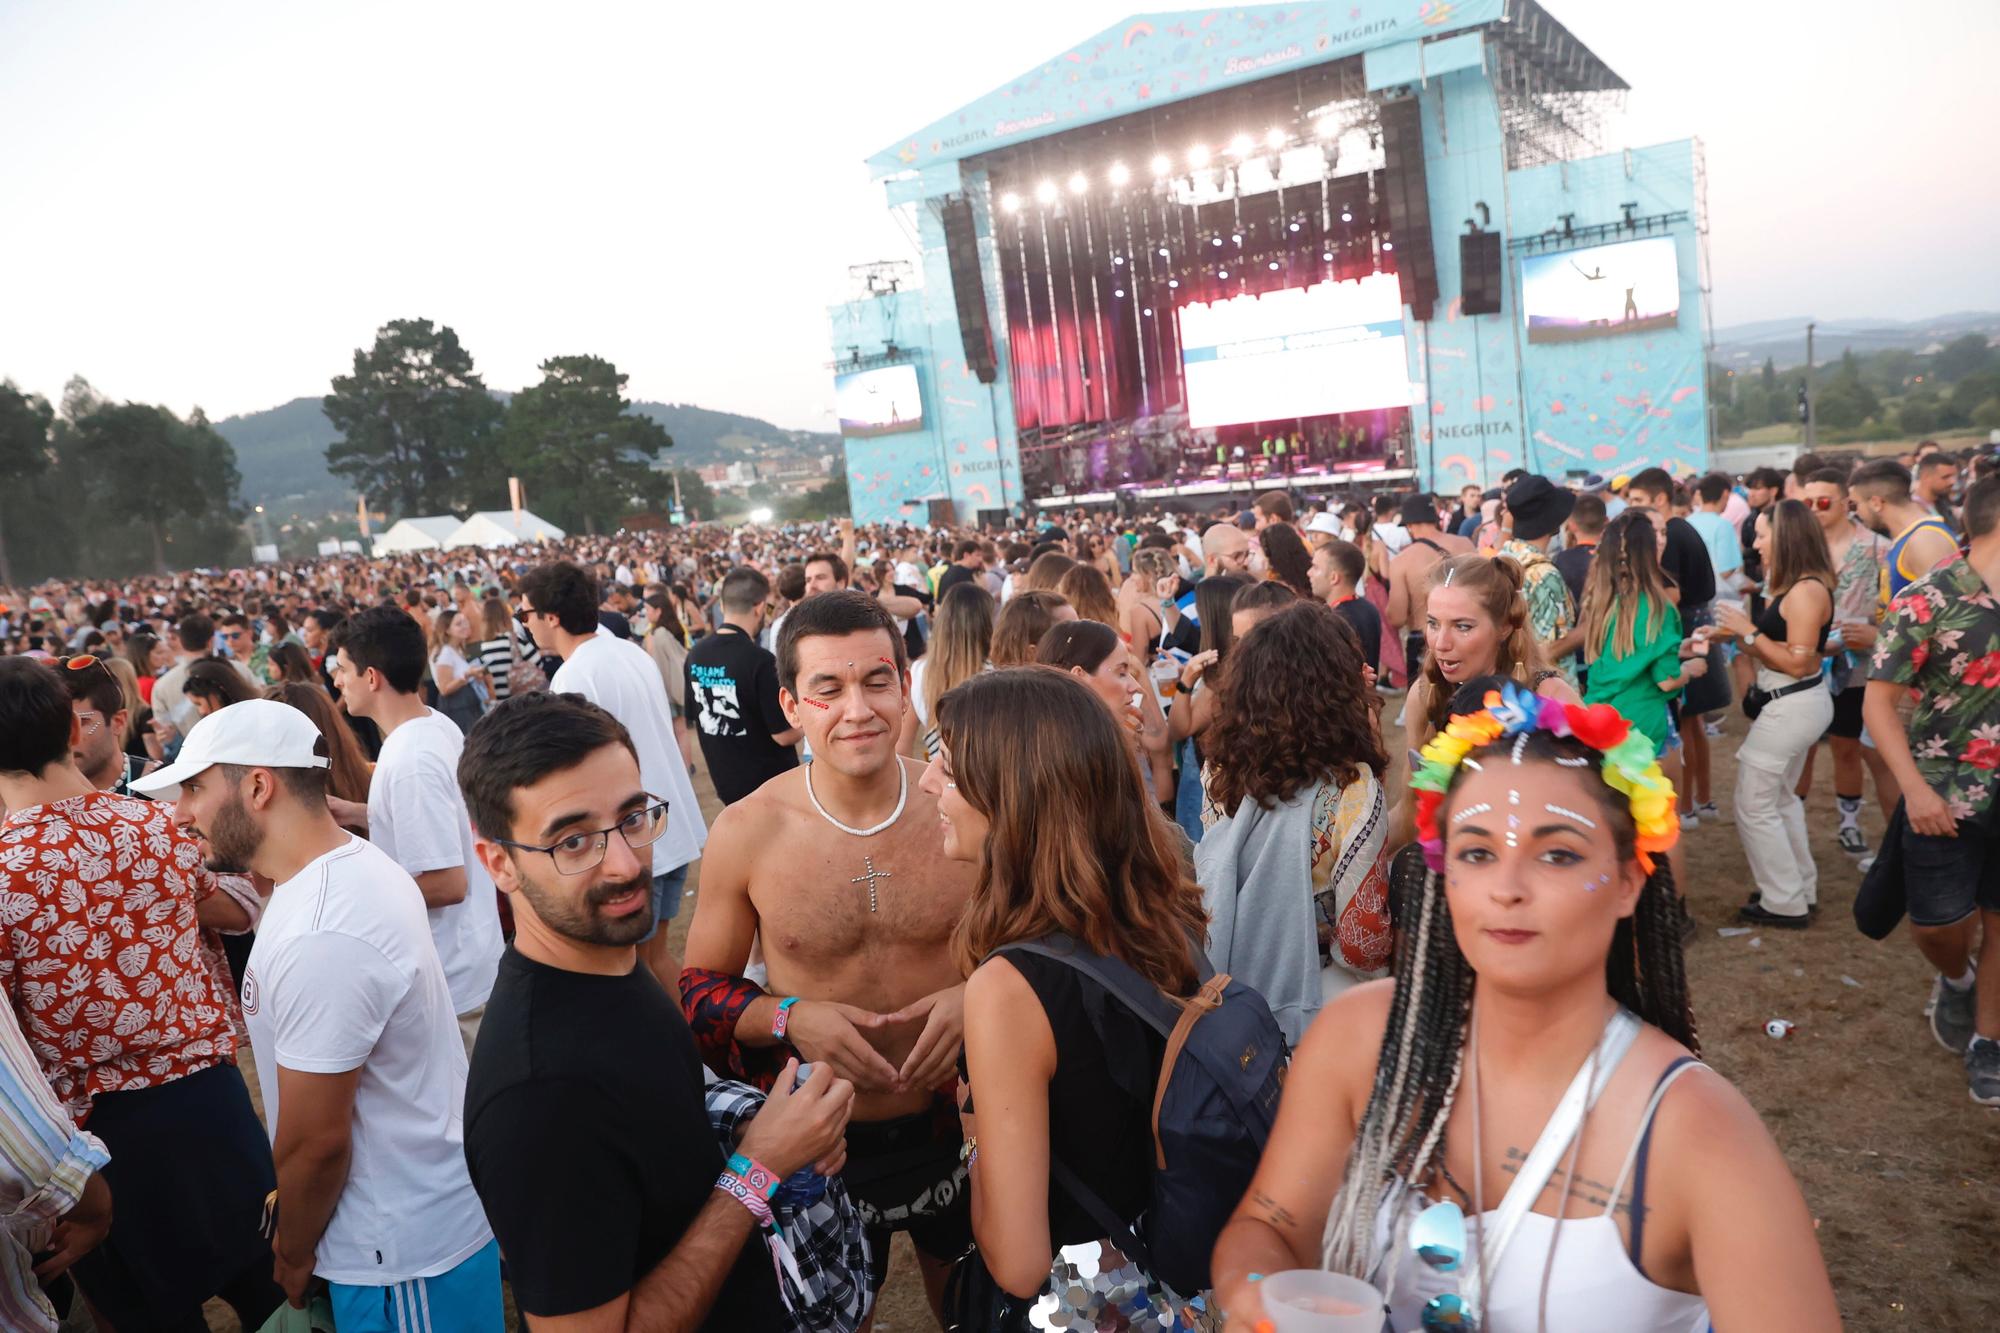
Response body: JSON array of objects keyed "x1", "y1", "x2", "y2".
[{"x1": 493, "y1": 800, "x2": 669, "y2": 875}]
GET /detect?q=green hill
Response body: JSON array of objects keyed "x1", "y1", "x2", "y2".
[{"x1": 213, "y1": 395, "x2": 839, "y2": 519}]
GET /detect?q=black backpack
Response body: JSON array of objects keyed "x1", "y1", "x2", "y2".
[{"x1": 1000, "y1": 935, "x2": 1288, "y2": 1294}]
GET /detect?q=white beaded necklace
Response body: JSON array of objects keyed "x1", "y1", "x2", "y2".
[{"x1": 804, "y1": 760, "x2": 908, "y2": 838}]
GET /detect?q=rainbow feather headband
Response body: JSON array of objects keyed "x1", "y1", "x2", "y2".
[{"x1": 1411, "y1": 680, "x2": 1678, "y2": 874}]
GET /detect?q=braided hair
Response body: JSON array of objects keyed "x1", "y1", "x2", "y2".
[{"x1": 1319, "y1": 726, "x2": 1698, "y2": 1280}]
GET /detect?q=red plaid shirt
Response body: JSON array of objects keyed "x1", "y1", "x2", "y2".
[{"x1": 0, "y1": 791, "x2": 236, "y2": 1121}]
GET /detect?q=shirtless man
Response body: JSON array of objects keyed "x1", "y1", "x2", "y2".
[
  {"x1": 1385, "y1": 492, "x2": 1473, "y2": 689},
  {"x1": 681, "y1": 589, "x2": 977, "y2": 1322}
]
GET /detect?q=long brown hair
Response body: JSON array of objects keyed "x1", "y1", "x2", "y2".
[
  {"x1": 1022, "y1": 551, "x2": 1076, "y2": 594},
  {"x1": 1420, "y1": 554, "x2": 1545, "y2": 734},
  {"x1": 991, "y1": 591, "x2": 1070, "y2": 666},
  {"x1": 923, "y1": 583, "x2": 995, "y2": 723},
  {"x1": 1206, "y1": 601, "x2": 1386, "y2": 812},
  {"x1": 265, "y1": 682, "x2": 373, "y2": 804},
  {"x1": 939, "y1": 669, "x2": 1206, "y2": 996},
  {"x1": 1055, "y1": 563, "x2": 1119, "y2": 626},
  {"x1": 1765, "y1": 497, "x2": 1837, "y2": 597},
  {"x1": 1580, "y1": 511, "x2": 1670, "y2": 663}
]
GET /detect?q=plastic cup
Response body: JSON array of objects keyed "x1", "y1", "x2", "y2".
[{"x1": 1259, "y1": 1269, "x2": 1385, "y2": 1333}]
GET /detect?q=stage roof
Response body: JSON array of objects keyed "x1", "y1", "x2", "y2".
[{"x1": 868, "y1": 0, "x2": 1622, "y2": 178}]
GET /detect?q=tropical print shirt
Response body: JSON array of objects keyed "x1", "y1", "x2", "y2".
[
  {"x1": 1500, "y1": 539, "x2": 1577, "y2": 682},
  {"x1": 1871, "y1": 554, "x2": 2000, "y2": 823},
  {"x1": 0, "y1": 792, "x2": 235, "y2": 1122}
]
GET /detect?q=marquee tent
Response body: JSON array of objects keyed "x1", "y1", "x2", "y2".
[
  {"x1": 445, "y1": 510, "x2": 567, "y2": 549},
  {"x1": 371, "y1": 515, "x2": 463, "y2": 554}
]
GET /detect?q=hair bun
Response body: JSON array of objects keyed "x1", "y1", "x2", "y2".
[{"x1": 1490, "y1": 554, "x2": 1525, "y2": 591}]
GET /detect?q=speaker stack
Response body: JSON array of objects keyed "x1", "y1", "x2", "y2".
[
  {"x1": 942, "y1": 197, "x2": 999, "y2": 384},
  {"x1": 1377, "y1": 97, "x2": 1439, "y2": 322},
  {"x1": 1460, "y1": 230, "x2": 1504, "y2": 316}
]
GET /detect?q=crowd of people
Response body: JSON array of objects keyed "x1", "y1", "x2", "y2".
[{"x1": 0, "y1": 436, "x2": 1992, "y2": 1330}]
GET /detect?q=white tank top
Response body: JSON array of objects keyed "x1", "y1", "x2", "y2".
[{"x1": 1368, "y1": 1060, "x2": 1711, "y2": 1331}]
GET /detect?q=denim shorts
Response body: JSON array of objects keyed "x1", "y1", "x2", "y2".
[
  {"x1": 1901, "y1": 823, "x2": 2000, "y2": 927},
  {"x1": 642, "y1": 862, "x2": 690, "y2": 942}
]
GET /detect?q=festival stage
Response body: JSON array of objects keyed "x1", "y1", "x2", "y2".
[{"x1": 830, "y1": 1, "x2": 1712, "y2": 524}]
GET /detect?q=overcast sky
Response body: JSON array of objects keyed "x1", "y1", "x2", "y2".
[{"x1": 3, "y1": 0, "x2": 1995, "y2": 432}]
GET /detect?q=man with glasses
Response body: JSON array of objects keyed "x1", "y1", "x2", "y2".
[
  {"x1": 516, "y1": 561, "x2": 705, "y2": 987},
  {"x1": 459, "y1": 691, "x2": 852, "y2": 1328},
  {"x1": 141, "y1": 699, "x2": 502, "y2": 1330},
  {"x1": 324, "y1": 606, "x2": 503, "y2": 1054}
]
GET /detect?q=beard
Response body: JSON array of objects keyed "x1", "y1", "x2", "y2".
[
  {"x1": 512, "y1": 864, "x2": 655, "y2": 948},
  {"x1": 200, "y1": 792, "x2": 262, "y2": 874}
]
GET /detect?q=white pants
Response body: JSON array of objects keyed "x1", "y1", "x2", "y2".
[{"x1": 1734, "y1": 678, "x2": 1834, "y2": 917}]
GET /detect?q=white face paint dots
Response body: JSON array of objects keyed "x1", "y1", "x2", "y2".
[{"x1": 1544, "y1": 803, "x2": 1599, "y2": 830}]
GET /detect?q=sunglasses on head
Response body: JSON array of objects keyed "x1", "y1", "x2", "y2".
[{"x1": 56, "y1": 654, "x2": 110, "y2": 677}]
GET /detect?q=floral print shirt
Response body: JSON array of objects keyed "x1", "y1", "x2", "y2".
[
  {"x1": 1871, "y1": 555, "x2": 2000, "y2": 824},
  {"x1": 0, "y1": 792, "x2": 235, "y2": 1122}
]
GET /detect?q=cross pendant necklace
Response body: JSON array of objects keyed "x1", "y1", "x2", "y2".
[{"x1": 850, "y1": 855, "x2": 892, "y2": 913}]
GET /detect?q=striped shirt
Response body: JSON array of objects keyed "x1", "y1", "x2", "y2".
[
  {"x1": 477, "y1": 625, "x2": 539, "y2": 701},
  {"x1": 0, "y1": 1003, "x2": 109, "y2": 1331}
]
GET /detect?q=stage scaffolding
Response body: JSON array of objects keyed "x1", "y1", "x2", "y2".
[{"x1": 1486, "y1": 0, "x2": 1628, "y2": 169}]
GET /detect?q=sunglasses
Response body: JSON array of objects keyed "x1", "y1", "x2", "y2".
[
  {"x1": 56, "y1": 654, "x2": 110, "y2": 678},
  {"x1": 1804, "y1": 496, "x2": 1846, "y2": 512},
  {"x1": 1412, "y1": 1198, "x2": 1474, "y2": 1329}
]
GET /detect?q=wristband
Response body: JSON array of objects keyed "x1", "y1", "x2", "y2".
[
  {"x1": 727, "y1": 1152, "x2": 781, "y2": 1201},
  {"x1": 716, "y1": 1169, "x2": 775, "y2": 1226},
  {"x1": 772, "y1": 995, "x2": 799, "y2": 1041}
]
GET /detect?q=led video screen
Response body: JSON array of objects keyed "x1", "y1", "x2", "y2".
[
  {"x1": 1179, "y1": 274, "x2": 1409, "y2": 429},
  {"x1": 1521, "y1": 236, "x2": 1681, "y2": 344},
  {"x1": 835, "y1": 363, "x2": 924, "y2": 437}
]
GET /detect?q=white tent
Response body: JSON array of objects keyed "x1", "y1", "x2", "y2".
[
  {"x1": 445, "y1": 510, "x2": 567, "y2": 549},
  {"x1": 371, "y1": 515, "x2": 463, "y2": 554}
]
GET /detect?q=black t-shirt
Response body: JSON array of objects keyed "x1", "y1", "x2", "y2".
[
  {"x1": 935, "y1": 563, "x2": 979, "y2": 597},
  {"x1": 1553, "y1": 542, "x2": 1596, "y2": 615},
  {"x1": 1658, "y1": 515, "x2": 1717, "y2": 608},
  {"x1": 684, "y1": 625, "x2": 800, "y2": 805},
  {"x1": 464, "y1": 949, "x2": 786, "y2": 1328},
  {"x1": 1331, "y1": 596, "x2": 1383, "y2": 673},
  {"x1": 597, "y1": 608, "x2": 635, "y2": 641}
]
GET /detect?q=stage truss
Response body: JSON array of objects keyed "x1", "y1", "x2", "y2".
[{"x1": 1486, "y1": 0, "x2": 1628, "y2": 169}]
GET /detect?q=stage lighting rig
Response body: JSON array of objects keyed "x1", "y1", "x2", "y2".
[
  {"x1": 1187, "y1": 144, "x2": 1211, "y2": 169},
  {"x1": 1068, "y1": 172, "x2": 1088, "y2": 195},
  {"x1": 1036, "y1": 180, "x2": 1058, "y2": 204},
  {"x1": 1265, "y1": 126, "x2": 1286, "y2": 150},
  {"x1": 1000, "y1": 193, "x2": 1022, "y2": 214},
  {"x1": 1108, "y1": 161, "x2": 1131, "y2": 186},
  {"x1": 1151, "y1": 153, "x2": 1174, "y2": 177},
  {"x1": 1229, "y1": 132, "x2": 1254, "y2": 158}
]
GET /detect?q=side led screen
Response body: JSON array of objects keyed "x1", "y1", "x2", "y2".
[
  {"x1": 1179, "y1": 274, "x2": 1409, "y2": 429},
  {"x1": 1521, "y1": 236, "x2": 1681, "y2": 344},
  {"x1": 835, "y1": 363, "x2": 924, "y2": 437}
]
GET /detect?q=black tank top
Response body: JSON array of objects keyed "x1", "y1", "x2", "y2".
[{"x1": 1755, "y1": 576, "x2": 1831, "y2": 650}]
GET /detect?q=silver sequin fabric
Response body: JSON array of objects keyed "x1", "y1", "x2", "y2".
[{"x1": 1025, "y1": 1238, "x2": 1217, "y2": 1331}]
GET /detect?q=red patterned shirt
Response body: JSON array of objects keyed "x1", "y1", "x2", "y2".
[{"x1": 0, "y1": 791, "x2": 236, "y2": 1122}]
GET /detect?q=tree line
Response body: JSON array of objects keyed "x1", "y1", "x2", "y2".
[{"x1": 1713, "y1": 332, "x2": 2000, "y2": 442}]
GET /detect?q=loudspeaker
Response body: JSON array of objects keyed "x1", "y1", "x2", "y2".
[
  {"x1": 942, "y1": 197, "x2": 999, "y2": 384},
  {"x1": 1460, "y1": 230, "x2": 1503, "y2": 316},
  {"x1": 1377, "y1": 97, "x2": 1439, "y2": 321}
]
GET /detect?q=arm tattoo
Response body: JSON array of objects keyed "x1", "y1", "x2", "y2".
[{"x1": 1249, "y1": 1190, "x2": 1299, "y2": 1230}]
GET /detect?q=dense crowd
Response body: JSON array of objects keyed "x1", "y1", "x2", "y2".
[{"x1": 0, "y1": 439, "x2": 1992, "y2": 1331}]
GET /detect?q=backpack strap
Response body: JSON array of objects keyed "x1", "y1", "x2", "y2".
[{"x1": 1150, "y1": 973, "x2": 1227, "y2": 1169}]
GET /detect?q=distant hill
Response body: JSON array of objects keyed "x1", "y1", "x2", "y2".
[
  {"x1": 213, "y1": 395, "x2": 839, "y2": 519},
  {"x1": 1713, "y1": 311, "x2": 2000, "y2": 369}
]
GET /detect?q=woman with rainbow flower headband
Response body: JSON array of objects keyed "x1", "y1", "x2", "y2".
[{"x1": 1212, "y1": 678, "x2": 1838, "y2": 1331}]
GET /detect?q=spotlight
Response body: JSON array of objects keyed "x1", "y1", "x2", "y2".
[
  {"x1": 1229, "y1": 132, "x2": 1254, "y2": 158},
  {"x1": 1143, "y1": 307, "x2": 1153, "y2": 317},
  {"x1": 1268, "y1": 260, "x2": 1280, "y2": 271},
  {"x1": 1113, "y1": 255, "x2": 1125, "y2": 266},
  {"x1": 1168, "y1": 279, "x2": 1179, "y2": 289},
  {"x1": 1265, "y1": 127, "x2": 1286, "y2": 150},
  {"x1": 1211, "y1": 237, "x2": 1224, "y2": 248},
  {"x1": 1187, "y1": 145, "x2": 1210, "y2": 168},
  {"x1": 1313, "y1": 115, "x2": 1339, "y2": 140},
  {"x1": 1000, "y1": 193, "x2": 1021, "y2": 214},
  {"x1": 1156, "y1": 246, "x2": 1170, "y2": 258},
  {"x1": 1218, "y1": 268, "x2": 1230, "y2": 279},
  {"x1": 1067, "y1": 172, "x2": 1088, "y2": 196},
  {"x1": 1035, "y1": 179, "x2": 1057, "y2": 205},
  {"x1": 1288, "y1": 221, "x2": 1301, "y2": 233},
  {"x1": 1113, "y1": 288, "x2": 1126, "y2": 298},
  {"x1": 1150, "y1": 153, "x2": 1174, "y2": 177},
  {"x1": 1384, "y1": 241, "x2": 1395, "y2": 250},
  {"x1": 1108, "y1": 161, "x2": 1131, "y2": 187},
  {"x1": 1322, "y1": 251, "x2": 1334, "y2": 262},
  {"x1": 1340, "y1": 208, "x2": 1353, "y2": 222},
  {"x1": 1232, "y1": 233, "x2": 1243, "y2": 245}
]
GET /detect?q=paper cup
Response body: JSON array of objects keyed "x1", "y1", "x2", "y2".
[{"x1": 1260, "y1": 1269, "x2": 1385, "y2": 1333}]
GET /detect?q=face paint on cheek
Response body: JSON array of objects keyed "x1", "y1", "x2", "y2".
[{"x1": 802, "y1": 698, "x2": 831, "y2": 710}]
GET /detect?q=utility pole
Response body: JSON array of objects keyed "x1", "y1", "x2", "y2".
[{"x1": 1803, "y1": 322, "x2": 1818, "y2": 451}]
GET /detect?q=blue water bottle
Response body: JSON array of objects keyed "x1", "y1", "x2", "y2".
[{"x1": 774, "y1": 1062, "x2": 831, "y2": 1208}]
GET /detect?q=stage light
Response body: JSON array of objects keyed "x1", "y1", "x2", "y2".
[
  {"x1": 1229, "y1": 132, "x2": 1254, "y2": 158},
  {"x1": 1211, "y1": 237, "x2": 1224, "y2": 248},
  {"x1": 1231, "y1": 233, "x2": 1243, "y2": 245},
  {"x1": 1383, "y1": 240, "x2": 1395, "y2": 250},
  {"x1": 1108, "y1": 161, "x2": 1131, "y2": 187},
  {"x1": 1112, "y1": 255, "x2": 1124, "y2": 265},
  {"x1": 1167, "y1": 279, "x2": 1179, "y2": 289},
  {"x1": 1187, "y1": 145, "x2": 1210, "y2": 168},
  {"x1": 1143, "y1": 307, "x2": 1154, "y2": 317},
  {"x1": 1218, "y1": 268, "x2": 1229, "y2": 279},
  {"x1": 1113, "y1": 288, "x2": 1126, "y2": 298},
  {"x1": 1322, "y1": 251, "x2": 1334, "y2": 262},
  {"x1": 1314, "y1": 115, "x2": 1339, "y2": 140},
  {"x1": 1151, "y1": 153, "x2": 1174, "y2": 177},
  {"x1": 1265, "y1": 127, "x2": 1286, "y2": 150},
  {"x1": 1288, "y1": 221, "x2": 1301, "y2": 232},
  {"x1": 1340, "y1": 208, "x2": 1353, "y2": 222},
  {"x1": 1268, "y1": 260, "x2": 1280, "y2": 271},
  {"x1": 1035, "y1": 179, "x2": 1058, "y2": 205},
  {"x1": 1156, "y1": 246, "x2": 1170, "y2": 258},
  {"x1": 1068, "y1": 172, "x2": 1089, "y2": 196},
  {"x1": 1000, "y1": 193, "x2": 1021, "y2": 214}
]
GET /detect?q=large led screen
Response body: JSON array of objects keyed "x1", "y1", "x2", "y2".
[
  {"x1": 835, "y1": 363, "x2": 924, "y2": 437},
  {"x1": 1521, "y1": 236, "x2": 1681, "y2": 344},
  {"x1": 1179, "y1": 274, "x2": 1409, "y2": 429}
]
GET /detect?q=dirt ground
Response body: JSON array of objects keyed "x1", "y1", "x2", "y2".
[{"x1": 203, "y1": 711, "x2": 1998, "y2": 1331}]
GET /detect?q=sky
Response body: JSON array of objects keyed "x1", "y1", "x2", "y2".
[{"x1": 2, "y1": 0, "x2": 1996, "y2": 433}]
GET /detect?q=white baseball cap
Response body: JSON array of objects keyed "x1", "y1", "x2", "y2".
[
  {"x1": 132, "y1": 699, "x2": 329, "y2": 800},
  {"x1": 1305, "y1": 512, "x2": 1345, "y2": 538}
]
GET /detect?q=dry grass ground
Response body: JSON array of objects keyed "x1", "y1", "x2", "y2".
[{"x1": 202, "y1": 711, "x2": 1998, "y2": 1330}]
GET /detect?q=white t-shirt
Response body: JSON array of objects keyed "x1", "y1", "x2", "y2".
[
  {"x1": 367, "y1": 709, "x2": 503, "y2": 1015},
  {"x1": 551, "y1": 630, "x2": 707, "y2": 875},
  {"x1": 242, "y1": 836, "x2": 492, "y2": 1284}
]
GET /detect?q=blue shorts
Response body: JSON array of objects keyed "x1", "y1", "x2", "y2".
[
  {"x1": 1901, "y1": 822, "x2": 2000, "y2": 928},
  {"x1": 642, "y1": 862, "x2": 690, "y2": 941},
  {"x1": 329, "y1": 1238, "x2": 503, "y2": 1333}
]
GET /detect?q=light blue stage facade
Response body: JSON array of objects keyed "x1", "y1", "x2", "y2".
[{"x1": 831, "y1": 0, "x2": 1709, "y2": 523}]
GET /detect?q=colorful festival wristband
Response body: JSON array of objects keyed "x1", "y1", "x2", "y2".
[
  {"x1": 772, "y1": 995, "x2": 799, "y2": 1041},
  {"x1": 727, "y1": 1152, "x2": 781, "y2": 1201},
  {"x1": 716, "y1": 1169, "x2": 775, "y2": 1226}
]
